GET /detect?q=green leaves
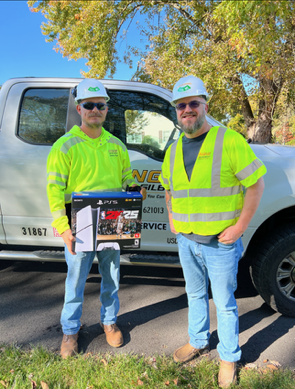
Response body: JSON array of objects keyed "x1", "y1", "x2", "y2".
[{"x1": 28, "y1": 0, "x2": 295, "y2": 142}]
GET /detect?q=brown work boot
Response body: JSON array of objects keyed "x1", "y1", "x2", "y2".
[
  {"x1": 173, "y1": 343, "x2": 209, "y2": 363},
  {"x1": 102, "y1": 323, "x2": 123, "y2": 347},
  {"x1": 60, "y1": 333, "x2": 78, "y2": 359},
  {"x1": 218, "y1": 360, "x2": 237, "y2": 388}
]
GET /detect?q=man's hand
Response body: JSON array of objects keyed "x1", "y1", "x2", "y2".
[
  {"x1": 218, "y1": 177, "x2": 265, "y2": 245},
  {"x1": 218, "y1": 225, "x2": 243, "y2": 244},
  {"x1": 140, "y1": 187, "x2": 147, "y2": 201},
  {"x1": 166, "y1": 190, "x2": 177, "y2": 234},
  {"x1": 130, "y1": 184, "x2": 147, "y2": 200},
  {"x1": 61, "y1": 229, "x2": 76, "y2": 255}
]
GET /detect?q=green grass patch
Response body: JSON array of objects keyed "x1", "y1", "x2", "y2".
[{"x1": 0, "y1": 345, "x2": 294, "y2": 388}]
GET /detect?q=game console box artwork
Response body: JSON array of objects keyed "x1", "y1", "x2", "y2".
[{"x1": 71, "y1": 191, "x2": 142, "y2": 252}]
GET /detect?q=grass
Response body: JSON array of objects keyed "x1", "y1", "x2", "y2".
[{"x1": 0, "y1": 345, "x2": 294, "y2": 389}]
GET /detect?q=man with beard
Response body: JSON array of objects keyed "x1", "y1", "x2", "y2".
[
  {"x1": 47, "y1": 79, "x2": 146, "y2": 359},
  {"x1": 159, "y1": 75, "x2": 266, "y2": 388}
]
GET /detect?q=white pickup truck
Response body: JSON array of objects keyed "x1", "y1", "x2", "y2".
[{"x1": 0, "y1": 77, "x2": 295, "y2": 317}]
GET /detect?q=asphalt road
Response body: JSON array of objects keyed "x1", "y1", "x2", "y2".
[{"x1": 0, "y1": 259, "x2": 295, "y2": 369}]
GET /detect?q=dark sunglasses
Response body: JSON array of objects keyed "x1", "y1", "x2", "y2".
[
  {"x1": 175, "y1": 100, "x2": 206, "y2": 111},
  {"x1": 81, "y1": 102, "x2": 107, "y2": 111}
]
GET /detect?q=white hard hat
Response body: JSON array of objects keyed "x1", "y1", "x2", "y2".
[
  {"x1": 171, "y1": 75, "x2": 209, "y2": 106},
  {"x1": 74, "y1": 78, "x2": 110, "y2": 104}
]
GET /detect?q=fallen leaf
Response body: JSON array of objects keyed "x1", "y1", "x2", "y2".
[
  {"x1": 30, "y1": 379, "x2": 37, "y2": 389},
  {"x1": 9, "y1": 370, "x2": 14, "y2": 374},
  {"x1": 101, "y1": 358, "x2": 108, "y2": 366},
  {"x1": 41, "y1": 382, "x2": 49, "y2": 389},
  {"x1": 137, "y1": 379, "x2": 144, "y2": 385},
  {"x1": 263, "y1": 359, "x2": 268, "y2": 363},
  {"x1": 267, "y1": 364, "x2": 278, "y2": 370},
  {"x1": 165, "y1": 380, "x2": 170, "y2": 386},
  {"x1": 173, "y1": 378, "x2": 179, "y2": 385},
  {"x1": 0, "y1": 381, "x2": 7, "y2": 388},
  {"x1": 269, "y1": 360, "x2": 281, "y2": 367}
]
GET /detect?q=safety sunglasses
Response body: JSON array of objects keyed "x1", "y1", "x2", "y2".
[
  {"x1": 175, "y1": 100, "x2": 206, "y2": 111},
  {"x1": 81, "y1": 102, "x2": 107, "y2": 111}
]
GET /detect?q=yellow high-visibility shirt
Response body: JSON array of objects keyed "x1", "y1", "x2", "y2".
[{"x1": 47, "y1": 125, "x2": 136, "y2": 234}]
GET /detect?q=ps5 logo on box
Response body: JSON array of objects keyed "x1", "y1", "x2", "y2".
[{"x1": 97, "y1": 199, "x2": 118, "y2": 205}]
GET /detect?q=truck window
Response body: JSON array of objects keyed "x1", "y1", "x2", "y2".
[
  {"x1": 18, "y1": 89, "x2": 70, "y2": 145},
  {"x1": 105, "y1": 90, "x2": 178, "y2": 161}
]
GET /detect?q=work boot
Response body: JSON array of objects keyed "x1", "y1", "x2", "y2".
[
  {"x1": 173, "y1": 343, "x2": 209, "y2": 363},
  {"x1": 218, "y1": 360, "x2": 237, "y2": 388},
  {"x1": 60, "y1": 333, "x2": 78, "y2": 359},
  {"x1": 102, "y1": 324, "x2": 123, "y2": 347}
]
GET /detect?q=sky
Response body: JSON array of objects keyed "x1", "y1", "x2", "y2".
[{"x1": 0, "y1": 1, "x2": 141, "y2": 86}]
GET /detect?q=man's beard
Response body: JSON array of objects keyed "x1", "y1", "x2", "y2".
[
  {"x1": 84, "y1": 117, "x2": 105, "y2": 129},
  {"x1": 178, "y1": 114, "x2": 205, "y2": 135}
]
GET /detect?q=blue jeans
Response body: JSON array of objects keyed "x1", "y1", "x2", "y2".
[
  {"x1": 61, "y1": 245, "x2": 120, "y2": 335},
  {"x1": 177, "y1": 234, "x2": 243, "y2": 362}
]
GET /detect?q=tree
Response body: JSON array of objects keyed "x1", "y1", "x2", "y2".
[
  {"x1": 227, "y1": 114, "x2": 247, "y2": 138},
  {"x1": 28, "y1": 0, "x2": 295, "y2": 143},
  {"x1": 142, "y1": 135, "x2": 160, "y2": 148},
  {"x1": 125, "y1": 110, "x2": 149, "y2": 136}
]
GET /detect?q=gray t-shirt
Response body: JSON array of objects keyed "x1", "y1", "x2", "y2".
[{"x1": 181, "y1": 132, "x2": 219, "y2": 244}]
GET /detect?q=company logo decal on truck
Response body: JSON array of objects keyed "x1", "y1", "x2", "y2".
[{"x1": 132, "y1": 170, "x2": 164, "y2": 191}]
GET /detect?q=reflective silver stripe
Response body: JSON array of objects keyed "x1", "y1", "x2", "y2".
[
  {"x1": 236, "y1": 159, "x2": 263, "y2": 181},
  {"x1": 123, "y1": 167, "x2": 131, "y2": 174},
  {"x1": 47, "y1": 172, "x2": 68, "y2": 180},
  {"x1": 169, "y1": 140, "x2": 178, "y2": 194},
  {"x1": 211, "y1": 127, "x2": 226, "y2": 195},
  {"x1": 160, "y1": 172, "x2": 169, "y2": 186},
  {"x1": 51, "y1": 209, "x2": 66, "y2": 220},
  {"x1": 190, "y1": 209, "x2": 241, "y2": 222},
  {"x1": 172, "y1": 189, "x2": 188, "y2": 199},
  {"x1": 47, "y1": 179, "x2": 66, "y2": 187},
  {"x1": 65, "y1": 194, "x2": 72, "y2": 202},
  {"x1": 60, "y1": 137, "x2": 85, "y2": 154},
  {"x1": 124, "y1": 178, "x2": 135, "y2": 186},
  {"x1": 189, "y1": 185, "x2": 241, "y2": 197},
  {"x1": 173, "y1": 212, "x2": 189, "y2": 222},
  {"x1": 108, "y1": 137, "x2": 126, "y2": 152}
]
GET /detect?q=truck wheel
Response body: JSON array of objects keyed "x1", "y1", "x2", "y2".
[{"x1": 250, "y1": 224, "x2": 295, "y2": 317}]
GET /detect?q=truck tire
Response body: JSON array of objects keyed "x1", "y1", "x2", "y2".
[{"x1": 250, "y1": 223, "x2": 295, "y2": 317}]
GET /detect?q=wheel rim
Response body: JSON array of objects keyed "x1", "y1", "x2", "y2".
[{"x1": 276, "y1": 253, "x2": 295, "y2": 301}]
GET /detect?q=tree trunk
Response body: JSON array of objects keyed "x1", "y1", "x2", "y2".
[{"x1": 247, "y1": 114, "x2": 272, "y2": 143}]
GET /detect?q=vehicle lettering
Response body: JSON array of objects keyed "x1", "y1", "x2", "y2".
[
  {"x1": 141, "y1": 223, "x2": 167, "y2": 230},
  {"x1": 22, "y1": 227, "x2": 47, "y2": 236},
  {"x1": 147, "y1": 171, "x2": 160, "y2": 182},
  {"x1": 141, "y1": 184, "x2": 165, "y2": 191},
  {"x1": 167, "y1": 238, "x2": 178, "y2": 244},
  {"x1": 132, "y1": 170, "x2": 161, "y2": 184},
  {"x1": 132, "y1": 170, "x2": 148, "y2": 183},
  {"x1": 143, "y1": 207, "x2": 164, "y2": 214}
]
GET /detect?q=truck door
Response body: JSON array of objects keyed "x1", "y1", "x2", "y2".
[{"x1": 104, "y1": 90, "x2": 180, "y2": 252}]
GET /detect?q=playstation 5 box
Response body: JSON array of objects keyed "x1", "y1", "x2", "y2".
[{"x1": 71, "y1": 191, "x2": 142, "y2": 252}]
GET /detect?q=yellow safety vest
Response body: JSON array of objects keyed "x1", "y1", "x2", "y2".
[{"x1": 160, "y1": 126, "x2": 267, "y2": 235}]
